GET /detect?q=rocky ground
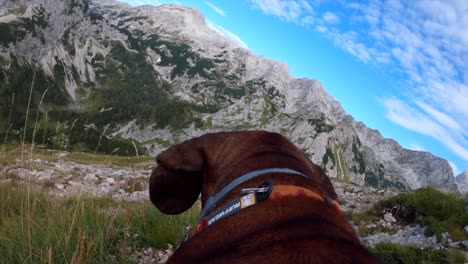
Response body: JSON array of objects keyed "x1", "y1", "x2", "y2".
[
  {"x1": 335, "y1": 181, "x2": 468, "y2": 252},
  {"x1": 1, "y1": 152, "x2": 467, "y2": 263}
]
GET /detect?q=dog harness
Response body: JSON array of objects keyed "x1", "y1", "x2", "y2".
[
  {"x1": 199, "y1": 168, "x2": 309, "y2": 220},
  {"x1": 178, "y1": 168, "x2": 341, "y2": 247}
]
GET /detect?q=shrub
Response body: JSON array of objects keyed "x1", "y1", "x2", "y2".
[
  {"x1": 373, "y1": 187, "x2": 468, "y2": 239},
  {"x1": 371, "y1": 243, "x2": 465, "y2": 264}
]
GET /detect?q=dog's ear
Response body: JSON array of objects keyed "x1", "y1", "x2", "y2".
[{"x1": 149, "y1": 139, "x2": 204, "y2": 214}]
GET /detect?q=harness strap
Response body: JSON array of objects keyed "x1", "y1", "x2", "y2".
[
  {"x1": 181, "y1": 184, "x2": 340, "y2": 246},
  {"x1": 199, "y1": 168, "x2": 308, "y2": 220}
]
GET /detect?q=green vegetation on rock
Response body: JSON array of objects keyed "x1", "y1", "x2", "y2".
[
  {"x1": 364, "y1": 163, "x2": 407, "y2": 190},
  {"x1": 308, "y1": 115, "x2": 335, "y2": 133},
  {"x1": 374, "y1": 187, "x2": 468, "y2": 240},
  {"x1": 371, "y1": 243, "x2": 465, "y2": 264},
  {"x1": 351, "y1": 137, "x2": 366, "y2": 174}
]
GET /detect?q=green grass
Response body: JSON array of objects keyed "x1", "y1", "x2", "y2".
[
  {"x1": 0, "y1": 182, "x2": 199, "y2": 263},
  {"x1": 371, "y1": 243, "x2": 465, "y2": 264},
  {"x1": 373, "y1": 187, "x2": 468, "y2": 240},
  {"x1": 0, "y1": 144, "x2": 154, "y2": 168},
  {"x1": 66, "y1": 152, "x2": 154, "y2": 167},
  {"x1": 348, "y1": 211, "x2": 398, "y2": 236}
]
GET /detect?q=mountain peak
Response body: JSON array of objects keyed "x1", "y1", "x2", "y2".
[{"x1": 0, "y1": 0, "x2": 458, "y2": 192}]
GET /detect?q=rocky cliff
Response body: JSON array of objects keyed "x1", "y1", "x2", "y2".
[
  {"x1": 0, "y1": 0, "x2": 458, "y2": 191},
  {"x1": 456, "y1": 171, "x2": 468, "y2": 193}
]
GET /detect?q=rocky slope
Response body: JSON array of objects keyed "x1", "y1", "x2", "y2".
[
  {"x1": 1, "y1": 155, "x2": 466, "y2": 263},
  {"x1": 0, "y1": 0, "x2": 458, "y2": 191},
  {"x1": 456, "y1": 171, "x2": 468, "y2": 193}
]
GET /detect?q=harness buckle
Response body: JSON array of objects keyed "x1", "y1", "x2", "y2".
[
  {"x1": 239, "y1": 180, "x2": 274, "y2": 202},
  {"x1": 240, "y1": 187, "x2": 270, "y2": 194}
]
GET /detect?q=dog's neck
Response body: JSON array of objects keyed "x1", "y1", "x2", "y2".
[
  {"x1": 189, "y1": 183, "x2": 341, "y2": 241},
  {"x1": 199, "y1": 168, "x2": 309, "y2": 220}
]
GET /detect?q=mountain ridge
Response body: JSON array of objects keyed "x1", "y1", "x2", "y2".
[{"x1": 0, "y1": 0, "x2": 459, "y2": 192}]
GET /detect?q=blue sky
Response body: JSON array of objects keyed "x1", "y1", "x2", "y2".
[{"x1": 118, "y1": 0, "x2": 468, "y2": 176}]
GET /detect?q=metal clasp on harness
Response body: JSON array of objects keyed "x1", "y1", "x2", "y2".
[
  {"x1": 241, "y1": 180, "x2": 273, "y2": 202},
  {"x1": 240, "y1": 187, "x2": 270, "y2": 194}
]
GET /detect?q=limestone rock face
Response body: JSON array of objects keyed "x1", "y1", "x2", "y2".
[
  {"x1": 0, "y1": 0, "x2": 458, "y2": 191},
  {"x1": 455, "y1": 171, "x2": 468, "y2": 193}
]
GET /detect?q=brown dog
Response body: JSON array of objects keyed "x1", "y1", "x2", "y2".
[{"x1": 150, "y1": 131, "x2": 379, "y2": 263}]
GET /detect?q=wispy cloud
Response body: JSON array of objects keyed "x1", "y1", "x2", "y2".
[
  {"x1": 409, "y1": 144, "x2": 427, "y2": 152},
  {"x1": 322, "y1": 12, "x2": 340, "y2": 24},
  {"x1": 448, "y1": 161, "x2": 460, "y2": 176},
  {"x1": 381, "y1": 97, "x2": 468, "y2": 162},
  {"x1": 204, "y1": 1, "x2": 226, "y2": 17},
  {"x1": 249, "y1": 0, "x2": 314, "y2": 22},
  {"x1": 128, "y1": 0, "x2": 161, "y2": 6},
  {"x1": 207, "y1": 20, "x2": 248, "y2": 49},
  {"x1": 248, "y1": 0, "x2": 468, "y2": 166},
  {"x1": 361, "y1": 1, "x2": 468, "y2": 164}
]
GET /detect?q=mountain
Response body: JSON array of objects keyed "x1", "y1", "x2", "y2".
[
  {"x1": 455, "y1": 171, "x2": 468, "y2": 193},
  {"x1": 0, "y1": 0, "x2": 458, "y2": 191}
]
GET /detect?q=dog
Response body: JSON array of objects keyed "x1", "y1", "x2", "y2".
[{"x1": 150, "y1": 131, "x2": 379, "y2": 263}]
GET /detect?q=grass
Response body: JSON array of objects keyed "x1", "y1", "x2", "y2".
[
  {"x1": 0, "y1": 144, "x2": 154, "y2": 169},
  {"x1": 349, "y1": 187, "x2": 468, "y2": 240},
  {"x1": 371, "y1": 243, "x2": 465, "y2": 264},
  {"x1": 0, "y1": 182, "x2": 199, "y2": 263},
  {"x1": 348, "y1": 211, "x2": 399, "y2": 236},
  {"x1": 124, "y1": 177, "x2": 147, "y2": 193},
  {"x1": 373, "y1": 187, "x2": 468, "y2": 240}
]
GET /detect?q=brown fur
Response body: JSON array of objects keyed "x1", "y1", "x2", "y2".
[{"x1": 150, "y1": 131, "x2": 380, "y2": 263}]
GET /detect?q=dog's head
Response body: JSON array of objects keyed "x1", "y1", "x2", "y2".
[{"x1": 149, "y1": 131, "x2": 336, "y2": 214}]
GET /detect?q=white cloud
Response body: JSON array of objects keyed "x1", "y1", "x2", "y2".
[
  {"x1": 249, "y1": 0, "x2": 314, "y2": 22},
  {"x1": 128, "y1": 0, "x2": 161, "y2": 6},
  {"x1": 315, "y1": 25, "x2": 327, "y2": 33},
  {"x1": 344, "y1": 2, "x2": 468, "y2": 161},
  {"x1": 207, "y1": 21, "x2": 248, "y2": 49},
  {"x1": 415, "y1": 101, "x2": 462, "y2": 135},
  {"x1": 448, "y1": 161, "x2": 460, "y2": 176},
  {"x1": 381, "y1": 97, "x2": 468, "y2": 162},
  {"x1": 409, "y1": 144, "x2": 427, "y2": 152},
  {"x1": 322, "y1": 12, "x2": 340, "y2": 24},
  {"x1": 204, "y1": 1, "x2": 226, "y2": 17},
  {"x1": 301, "y1": 16, "x2": 315, "y2": 26}
]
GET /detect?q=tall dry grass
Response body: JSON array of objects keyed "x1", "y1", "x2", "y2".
[{"x1": 0, "y1": 182, "x2": 199, "y2": 263}]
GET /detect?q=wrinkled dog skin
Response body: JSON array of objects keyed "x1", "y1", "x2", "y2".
[{"x1": 150, "y1": 131, "x2": 380, "y2": 264}]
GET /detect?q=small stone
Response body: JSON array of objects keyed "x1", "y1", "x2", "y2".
[
  {"x1": 464, "y1": 225, "x2": 468, "y2": 234},
  {"x1": 84, "y1": 174, "x2": 98, "y2": 183},
  {"x1": 449, "y1": 242, "x2": 460, "y2": 249},
  {"x1": 100, "y1": 186, "x2": 111, "y2": 193},
  {"x1": 462, "y1": 240, "x2": 468, "y2": 249},
  {"x1": 104, "y1": 177, "x2": 115, "y2": 185},
  {"x1": 56, "y1": 152, "x2": 68, "y2": 158},
  {"x1": 38, "y1": 175, "x2": 51, "y2": 182},
  {"x1": 55, "y1": 183, "x2": 65, "y2": 190},
  {"x1": 384, "y1": 213, "x2": 397, "y2": 223},
  {"x1": 68, "y1": 181, "x2": 81, "y2": 187}
]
